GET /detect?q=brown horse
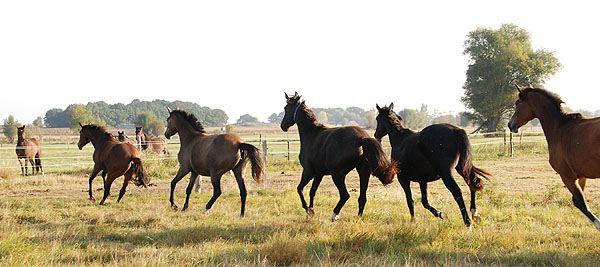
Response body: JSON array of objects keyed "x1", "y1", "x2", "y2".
[
  {"x1": 78, "y1": 123, "x2": 150, "y2": 205},
  {"x1": 15, "y1": 125, "x2": 43, "y2": 176},
  {"x1": 508, "y1": 84, "x2": 600, "y2": 230},
  {"x1": 375, "y1": 103, "x2": 489, "y2": 227},
  {"x1": 117, "y1": 131, "x2": 137, "y2": 145},
  {"x1": 165, "y1": 107, "x2": 263, "y2": 216},
  {"x1": 136, "y1": 126, "x2": 169, "y2": 154},
  {"x1": 281, "y1": 92, "x2": 397, "y2": 221}
]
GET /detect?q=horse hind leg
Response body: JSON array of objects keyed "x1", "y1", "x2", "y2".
[
  {"x1": 117, "y1": 169, "x2": 134, "y2": 203},
  {"x1": 469, "y1": 189, "x2": 481, "y2": 224},
  {"x1": 439, "y1": 169, "x2": 471, "y2": 227},
  {"x1": 204, "y1": 173, "x2": 223, "y2": 214},
  {"x1": 182, "y1": 172, "x2": 200, "y2": 212},
  {"x1": 232, "y1": 165, "x2": 247, "y2": 217},
  {"x1": 563, "y1": 176, "x2": 600, "y2": 230},
  {"x1": 356, "y1": 162, "x2": 370, "y2": 217},
  {"x1": 35, "y1": 153, "x2": 44, "y2": 176},
  {"x1": 331, "y1": 173, "x2": 350, "y2": 222},
  {"x1": 99, "y1": 171, "x2": 119, "y2": 205},
  {"x1": 419, "y1": 182, "x2": 447, "y2": 219}
]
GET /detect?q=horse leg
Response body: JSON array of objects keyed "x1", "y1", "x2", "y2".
[
  {"x1": 419, "y1": 182, "x2": 447, "y2": 219},
  {"x1": 182, "y1": 172, "x2": 199, "y2": 212},
  {"x1": 169, "y1": 167, "x2": 191, "y2": 210},
  {"x1": 307, "y1": 174, "x2": 324, "y2": 218},
  {"x1": 88, "y1": 166, "x2": 102, "y2": 201},
  {"x1": 29, "y1": 158, "x2": 36, "y2": 175},
  {"x1": 101, "y1": 171, "x2": 106, "y2": 184},
  {"x1": 357, "y1": 162, "x2": 370, "y2": 217},
  {"x1": 331, "y1": 173, "x2": 350, "y2": 222},
  {"x1": 469, "y1": 189, "x2": 481, "y2": 224},
  {"x1": 297, "y1": 169, "x2": 314, "y2": 216},
  {"x1": 204, "y1": 173, "x2": 223, "y2": 214},
  {"x1": 18, "y1": 158, "x2": 25, "y2": 176},
  {"x1": 439, "y1": 170, "x2": 471, "y2": 227},
  {"x1": 562, "y1": 176, "x2": 600, "y2": 230},
  {"x1": 117, "y1": 170, "x2": 134, "y2": 203},
  {"x1": 579, "y1": 178, "x2": 587, "y2": 191},
  {"x1": 35, "y1": 153, "x2": 43, "y2": 176},
  {"x1": 99, "y1": 172, "x2": 119, "y2": 205},
  {"x1": 24, "y1": 158, "x2": 29, "y2": 176},
  {"x1": 232, "y1": 166, "x2": 247, "y2": 217},
  {"x1": 399, "y1": 176, "x2": 415, "y2": 222}
]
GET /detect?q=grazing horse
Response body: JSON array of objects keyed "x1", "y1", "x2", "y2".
[
  {"x1": 15, "y1": 125, "x2": 43, "y2": 176},
  {"x1": 508, "y1": 84, "x2": 600, "y2": 230},
  {"x1": 165, "y1": 107, "x2": 263, "y2": 216},
  {"x1": 78, "y1": 123, "x2": 150, "y2": 205},
  {"x1": 375, "y1": 103, "x2": 490, "y2": 227},
  {"x1": 117, "y1": 131, "x2": 137, "y2": 145},
  {"x1": 135, "y1": 126, "x2": 169, "y2": 154},
  {"x1": 281, "y1": 92, "x2": 397, "y2": 221}
]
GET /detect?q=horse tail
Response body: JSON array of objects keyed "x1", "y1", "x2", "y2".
[
  {"x1": 238, "y1": 143, "x2": 263, "y2": 183},
  {"x1": 130, "y1": 157, "x2": 150, "y2": 187},
  {"x1": 360, "y1": 138, "x2": 397, "y2": 185},
  {"x1": 455, "y1": 129, "x2": 490, "y2": 191}
]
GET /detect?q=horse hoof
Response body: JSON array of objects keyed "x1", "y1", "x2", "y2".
[
  {"x1": 439, "y1": 212, "x2": 448, "y2": 219},
  {"x1": 90, "y1": 197, "x2": 96, "y2": 202},
  {"x1": 202, "y1": 208, "x2": 210, "y2": 215},
  {"x1": 182, "y1": 206, "x2": 188, "y2": 212},
  {"x1": 331, "y1": 213, "x2": 340, "y2": 222},
  {"x1": 171, "y1": 204, "x2": 178, "y2": 211},
  {"x1": 473, "y1": 214, "x2": 482, "y2": 224},
  {"x1": 306, "y1": 208, "x2": 315, "y2": 218},
  {"x1": 467, "y1": 224, "x2": 473, "y2": 231},
  {"x1": 410, "y1": 217, "x2": 416, "y2": 223}
]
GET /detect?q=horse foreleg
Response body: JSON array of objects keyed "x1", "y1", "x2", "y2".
[
  {"x1": 331, "y1": 173, "x2": 350, "y2": 222},
  {"x1": 297, "y1": 169, "x2": 314, "y2": 216},
  {"x1": 563, "y1": 176, "x2": 600, "y2": 231},
  {"x1": 399, "y1": 177, "x2": 415, "y2": 222},
  {"x1": 232, "y1": 167, "x2": 247, "y2": 217},
  {"x1": 356, "y1": 163, "x2": 370, "y2": 217},
  {"x1": 469, "y1": 189, "x2": 481, "y2": 224},
  {"x1": 24, "y1": 158, "x2": 30, "y2": 176},
  {"x1": 169, "y1": 167, "x2": 190, "y2": 210},
  {"x1": 88, "y1": 166, "x2": 102, "y2": 202},
  {"x1": 204, "y1": 173, "x2": 223, "y2": 214},
  {"x1": 182, "y1": 172, "x2": 199, "y2": 212},
  {"x1": 308, "y1": 174, "x2": 324, "y2": 218},
  {"x1": 440, "y1": 170, "x2": 471, "y2": 227},
  {"x1": 18, "y1": 158, "x2": 25, "y2": 176},
  {"x1": 419, "y1": 182, "x2": 447, "y2": 219}
]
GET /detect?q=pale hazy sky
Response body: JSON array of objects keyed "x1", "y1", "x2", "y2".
[{"x1": 1, "y1": 1, "x2": 599, "y2": 124}]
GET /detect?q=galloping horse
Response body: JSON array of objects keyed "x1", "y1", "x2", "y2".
[
  {"x1": 375, "y1": 103, "x2": 489, "y2": 227},
  {"x1": 78, "y1": 123, "x2": 149, "y2": 205},
  {"x1": 135, "y1": 126, "x2": 169, "y2": 154},
  {"x1": 165, "y1": 107, "x2": 263, "y2": 216},
  {"x1": 281, "y1": 92, "x2": 397, "y2": 221},
  {"x1": 117, "y1": 131, "x2": 137, "y2": 145},
  {"x1": 508, "y1": 84, "x2": 600, "y2": 230},
  {"x1": 15, "y1": 125, "x2": 43, "y2": 176}
]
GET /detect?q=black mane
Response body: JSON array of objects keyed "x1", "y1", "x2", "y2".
[
  {"x1": 299, "y1": 102, "x2": 326, "y2": 129},
  {"x1": 172, "y1": 109, "x2": 206, "y2": 134},
  {"x1": 83, "y1": 124, "x2": 114, "y2": 138},
  {"x1": 525, "y1": 88, "x2": 583, "y2": 120}
]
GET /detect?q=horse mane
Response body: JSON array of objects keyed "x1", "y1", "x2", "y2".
[
  {"x1": 83, "y1": 124, "x2": 115, "y2": 139},
  {"x1": 171, "y1": 109, "x2": 206, "y2": 134},
  {"x1": 299, "y1": 102, "x2": 326, "y2": 129},
  {"x1": 524, "y1": 88, "x2": 584, "y2": 121}
]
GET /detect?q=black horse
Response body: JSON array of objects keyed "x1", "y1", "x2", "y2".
[
  {"x1": 375, "y1": 103, "x2": 490, "y2": 227},
  {"x1": 281, "y1": 92, "x2": 397, "y2": 221}
]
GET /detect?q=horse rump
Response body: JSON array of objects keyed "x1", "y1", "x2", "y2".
[
  {"x1": 360, "y1": 138, "x2": 397, "y2": 185},
  {"x1": 238, "y1": 143, "x2": 264, "y2": 183}
]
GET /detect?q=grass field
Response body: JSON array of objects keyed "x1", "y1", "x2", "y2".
[{"x1": 2, "y1": 130, "x2": 600, "y2": 266}]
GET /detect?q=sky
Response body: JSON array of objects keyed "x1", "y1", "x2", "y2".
[{"x1": 1, "y1": 1, "x2": 599, "y2": 125}]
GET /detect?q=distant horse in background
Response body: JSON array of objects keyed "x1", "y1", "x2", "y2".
[
  {"x1": 165, "y1": 107, "x2": 263, "y2": 216},
  {"x1": 281, "y1": 92, "x2": 397, "y2": 222},
  {"x1": 15, "y1": 125, "x2": 43, "y2": 176},
  {"x1": 117, "y1": 131, "x2": 137, "y2": 145},
  {"x1": 136, "y1": 126, "x2": 169, "y2": 154},
  {"x1": 78, "y1": 123, "x2": 150, "y2": 205},
  {"x1": 375, "y1": 103, "x2": 489, "y2": 227},
  {"x1": 508, "y1": 84, "x2": 600, "y2": 231}
]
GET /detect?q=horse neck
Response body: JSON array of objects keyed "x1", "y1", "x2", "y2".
[
  {"x1": 529, "y1": 96, "x2": 564, "y2": 143},
  {"x1": 295, "y1": 108, "x2": 324, "y2": 142},
  {"x1": 384, "y1": 117, "x2": 414, "y2": 145},
  {"x1": 88, "y1": 131, "x2": 113, "y2": 148},
  {"x1": 174, "y1": 119, "x2": 204, "y2": 144}
]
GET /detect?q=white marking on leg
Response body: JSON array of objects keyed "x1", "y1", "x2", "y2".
[
  {"x1": 592, "y1": 216, "x2": 600, "y2": 231},
  {"x1": 471, "y1": 208, "x2": 481, "y2": 224},
  {"x1": 331, "y1": 213, "x2": 340, "y2": 222},
  {"x1": 202, "y1": 208, "x2": 210, "y2": 215}
]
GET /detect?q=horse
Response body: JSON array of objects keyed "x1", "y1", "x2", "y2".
[
  {"x1": 15, "y1": 125, "x2": 43, "y2": 176},
  {"x1": 508, "y1": 84, "x2": 600, "y2": 230},
  {"x1": 281, "y1": 92, "x2": 397, "y2": 221},
  {"x1": 135, "y1": 126, "x2": 169, "y2": 154},
  {"x1": 375, "y1": 103, "x2": 490, "y2": 227},
  {"x1": 164, "y1": 107, "x2": 263, "y2": 216},
  {"x1": 117, "y1": 131, "x2": 137, "y2": 145},
  {"x1": 78, "y1": 123, "x2": 150, "y2": 205}
]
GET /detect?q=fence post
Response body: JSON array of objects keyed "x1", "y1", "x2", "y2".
[
  {"x1": 287, "y1": 140, "x2": 290, "y2": 161},
  {"x1": 509, "y1": 132, "x2": 514, "y2": 157},
  {"x1": 262, "y1": 140, "x2": 268, "y2": 178}
]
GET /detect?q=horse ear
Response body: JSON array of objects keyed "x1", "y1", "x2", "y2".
[
  {"x1": 166, "y1": 106, "x2": 172, "y2": 113},
  {"x1": 284, "y1": 92, "x2": 290, "y2": 100},
  {"x1": 527, "y1": 83, "x2": 534, "y2": 88},
  {"x1": 389, "y1": 102, "x2": 394, "y2": 110},
  {"x1": 376, "y1": 104, "x2": 381, "y2": 111},
  {"x1": 79, "y1": 122, "x2": 83, "y2": 127},
  {"x1": 294, "y1": 91, "x2": 299, "y2": 98},
  {"x1": 514, "y1": 82, "x2": 523, "y2": 92}
]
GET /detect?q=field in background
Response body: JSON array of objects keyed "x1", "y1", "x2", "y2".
[{"x1": 4, "y1": 125, "x2": 598, "y2": 266}]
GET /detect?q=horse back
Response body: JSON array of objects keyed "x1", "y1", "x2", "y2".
[
  {"x1": 185, "y1": 133, "x2": 243, "y2": 175},
  {"x1": 303, "y1": 126, "x2": 368, "y2": 173}
]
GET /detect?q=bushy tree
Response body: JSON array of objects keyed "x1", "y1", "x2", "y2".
[
  {"x1": 44, "y1": 108, "x2": 69, "y2": 128},
  {"x1": 236, "y1": 114, "x2": 259, "y2": 125},
  {"x1": 398, "y1": 108, "x2": 427, "y2": 130},
  {"x1": 462, "y1": 23, "x2": 561, "y2": 133},
  {"x1": 33, "y1": 117, "x2": 43, "y2": 127},
  {"x1": 268, "y1": 112, "x2": 284, "y2": 124},
  {"x1": 66, "y1": 104, "x2": 106, "y2": 132},
  {"x1": 2, "y1": 115, "x2": 20, "y2": 143},
  {"x1": 316, "y1": 111, "x2": 328, "y2": 124},
  {"x1": 135, "y1": 111, "x2": 164, "y2": 136}
]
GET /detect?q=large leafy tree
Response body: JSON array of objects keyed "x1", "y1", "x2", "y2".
[
  {"x1": 135, "y1": 111, "x2": 164, "y2": 136},
  {"x1": 462, "y1": 23, "x2": 561, "y2": 132},
  {"x1": 66, "y1": 104, "x2": 106, "y2": 132},
  {"x1": 3, "y1": 115, "x2": 20, "y2": 143}
]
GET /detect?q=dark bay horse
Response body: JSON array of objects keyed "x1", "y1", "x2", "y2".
[
  {"x1": 136, "y1": 126, "x2": 169, "y2": 154},
  {"x1": 165, "y1": 107, "x2": 263, "y2": 216},
  {"x1": 117, "y1": 131, "x2": 137, "y2": 145},
  {"x1": 508, "y1": 84, "x2": 600, "y2": 230},
  {"x1": 281, "y1": 92, "x2": 397, "y2": 221},
  {"x1": 15, "y1": 125, "x2": 43, "y2": 176},
  {"x1": 78, "y1": 123, "x2": 149, "y2": 205},
  {"x1": 375, "y1": 103, "x2": 489, "y2": 227}
]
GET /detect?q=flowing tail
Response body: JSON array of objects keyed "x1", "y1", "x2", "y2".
[
  {"x1": 238, "y1": 143, "x2": 263, "y2": 183},
  {"x1": 130, "y1": 157, "x2": 150, "y2": 187},
  {"x1": 455, "y1": 130, "x2": 491, "y2": 191},
  {"x1": 361, "y1": 138, "x2": 397, "y2": 185}
]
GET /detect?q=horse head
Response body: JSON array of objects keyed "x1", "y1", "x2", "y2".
[{"x1": 281, "y1": 92, "x2": 302, "y2": 131}]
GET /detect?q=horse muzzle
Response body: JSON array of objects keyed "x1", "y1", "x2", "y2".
[{"x1": 507, "y1": 120, "x2": 519, "y2": 133}]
